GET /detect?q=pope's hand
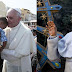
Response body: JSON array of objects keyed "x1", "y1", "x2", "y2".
[{"x1": 46, "y1": 21, "x2": 57, "y2": 36}]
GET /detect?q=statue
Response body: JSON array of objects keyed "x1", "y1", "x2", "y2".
[{"x1": 37, "y1": 0, "x2": 65, "y2": 72}]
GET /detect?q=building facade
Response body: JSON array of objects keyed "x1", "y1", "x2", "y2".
[
  {"x1": 21, "y1": 8, "x2": 36, "y2": 21},
  {"x1": 0, "y1": 1, "x2": 7, "y2": 17}
]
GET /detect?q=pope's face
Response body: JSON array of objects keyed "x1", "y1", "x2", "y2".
[{"x1": 6, "y1": 9, "x2": 21, "y2": 28}]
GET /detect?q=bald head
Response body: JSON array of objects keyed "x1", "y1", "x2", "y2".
[{"x1": 6, "y1": 8, "x2": 21, "y2": 28}]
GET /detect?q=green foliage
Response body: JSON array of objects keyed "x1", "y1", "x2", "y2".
[
  {"x1": 50, "y1": 0, "x2": 72, "y2": 35},
  {"x1": 62, "y1": 15, "x2": 71, "y2": 25}
]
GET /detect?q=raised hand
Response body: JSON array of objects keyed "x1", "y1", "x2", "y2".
[{"x1": 46, "y1": 21, "x2": 57, "y2": 36}]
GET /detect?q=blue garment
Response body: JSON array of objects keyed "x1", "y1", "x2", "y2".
[{"x1": 0, "y1": 28, "x2": 7, "y2": 42}]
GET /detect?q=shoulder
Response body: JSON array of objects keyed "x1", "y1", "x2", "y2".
[
  {"x1": 60, "y1": 32, "x2": 72, "y2": 43},
  {"x1": 0, "y1": 28, "x2": 3, "y2": 32},
  {"x1": 66, "y1": 32, "x2": 72, "y2": 35},
  {"x1": 20, "y1": 22, "x2": 32, "y2": 34},
  {"x1": 64, "y1": 32, "x2": 72, "y2": 38},
  {"x1": 0, "y1": 28, "x2": 5, "y2": 34},
  {"x1": 0, "y1": 28, "x2": 2, "y2": 30},
  {"x1": 3, "y1": 27, "x2": 10, "y2": 32}
]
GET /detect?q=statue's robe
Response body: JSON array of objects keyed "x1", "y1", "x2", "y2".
[
  {"x1": 47, "y1": 32, "x2": 72, "y2": 72},
  {"x1": 1, "y1": 22, "x2": 37, "y2": 72}
]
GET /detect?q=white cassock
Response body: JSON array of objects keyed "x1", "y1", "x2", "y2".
[
  {"x1": 47, "y1": 32, "x2": 72, "y2": 72},
  {"x1": 1, "y1": 22, "x2": 37, "y2": 72}
]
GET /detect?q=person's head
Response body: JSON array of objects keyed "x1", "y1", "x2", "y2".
[
  {"x1": 6, "y1": 8, "x2": 21, "y2": 28},
  {"x1": 32, "y1": 29, "x2": 36, "y2": 36},
  {"x1": 0, "y1": 17, "x2": 8, "y2": 29}
]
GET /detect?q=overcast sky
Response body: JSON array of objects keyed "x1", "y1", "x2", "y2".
[{"x1": 0, "y1": 0, "x2": 36, "y2": 14}]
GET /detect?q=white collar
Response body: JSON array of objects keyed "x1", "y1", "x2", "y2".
[{"x1": 10, "y1": 22, "x2": 21, "y2": 31}]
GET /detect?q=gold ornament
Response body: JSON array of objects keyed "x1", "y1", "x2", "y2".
[
  {"x1": 43, "y1": 28, "x2": 49, "y2": 36},
  {"x1": 51, "y1": 7, "x2": 53, "y2": 9},
  {"x1": 40, "y1": 13, "x2": 47, "y2": 20},
  {"x1": 37, "y1": 0, "x2": 43, "y2": 7},
  {"x1": 55, "y1": 63, "x2": 59, "y2": 67}
]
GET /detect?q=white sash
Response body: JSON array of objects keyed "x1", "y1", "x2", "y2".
[{"x1": 9, "y1": 24, "x2": 25, "y2": 50}]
